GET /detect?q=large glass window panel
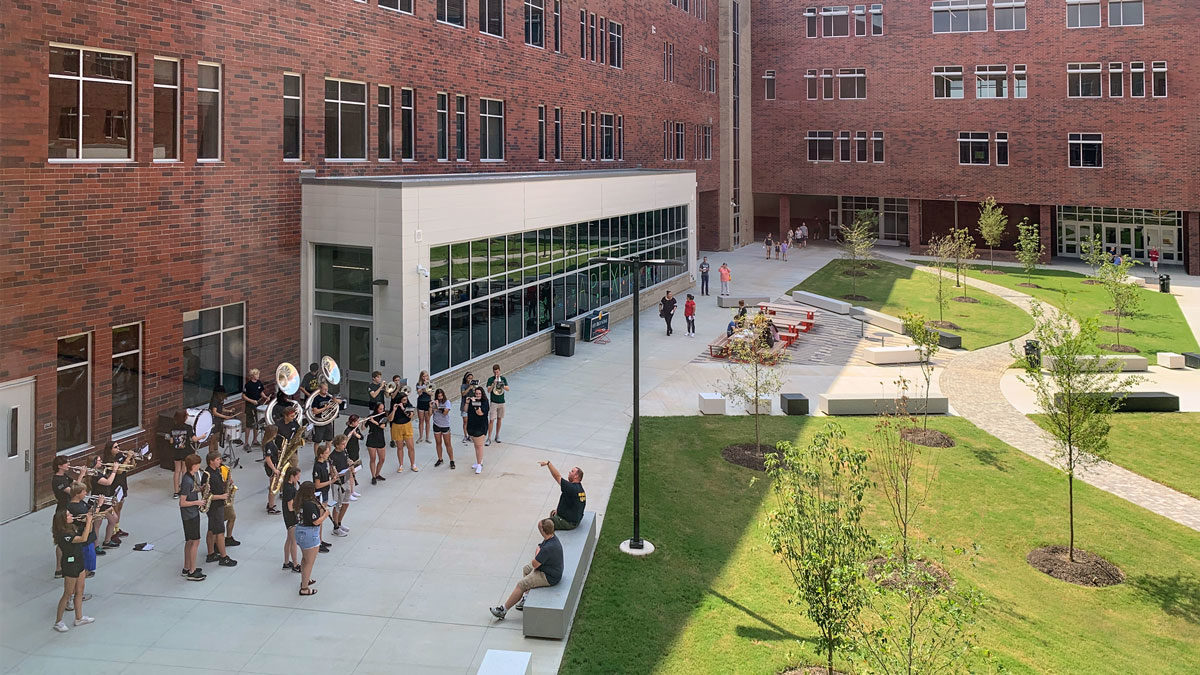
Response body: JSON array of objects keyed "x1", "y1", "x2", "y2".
[
  {"x1": 523, "y1": 231, "x2": 538, "y2": 269},
  {"x1": 430, "y1": 245, "x2": 449, "y2": 290},
  {"x1": 450, "y1": 306, "x2": 470, "y2": 366},
  {"x1": 111, "y1": 351, "x2": 139, "y2": 433},
  {"x1": 471, "y1": 240, "x2": 490, "y2": 280},
  {"x1": 490, "y1": 296, "x2": 508, "y2": 350},
  {"x1": 538, "y1": 281, "x2": 552, "y2": 331},
  {"x1": 507, "y1": 292, "x2": 523, "y2": 343},
  {"x1": 552, "y1": 277, "x2": 566, "y2": 322},
  {"x1": 552, "y1": 226, "x2": 565, "y2": 260},
  {"x1": 490, "y1": 237, "x2": 507, "y2": 277},
  {"x1": 471, "y1": 301, "x2": 489, "y2": 359},
  {"x1": 315, "y1": 245, "x2": 372, "y2": 293},
  {"x1": 182, "y1": 334, "x2": 219, "y2": 409},
  {"x1": 450, "y1": 243, "x2": 469, "y2": 285},
  {"x1": 566, "y1": 273, "x2": 580, "y2": 317},
  {"x1": 430, "y1": 313, "x2": 450, "y2": 374},
  {"x1": 523, "y1": 286, "x2": 539, "y2": 337}
]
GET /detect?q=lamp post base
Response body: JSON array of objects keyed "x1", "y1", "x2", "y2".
[{"x1": 619, "y1": 539, "x2": 656, "y2": 557}]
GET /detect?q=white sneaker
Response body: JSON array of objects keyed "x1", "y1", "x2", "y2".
[
  {"x1": 349, "y1": 495, "x2": 358, "y2": 501},
  {"x1": 339, "y1": 525, "x2": 351, "y2": 533},
  {"x1": 351, "y1": 491, "x2": 361, "y2": 497},
  {"x1": 52, "y1": 621, "x2": 69, "y2": 633},
  {"x1": 332, "y1": 528, "x2": 348, "y2": 537},
  {"x1": 484, "y1": 439, "x2": 491, "y2": 446},
  {"x1": 474, "y1": 464, "x2": 482, "y2": 474},
  {"x1": 73, "y1": 616, "x2": 95, "y2": 627},
  {"x1": 65, "y1": 600, "x2": 74, "y2": 612}
]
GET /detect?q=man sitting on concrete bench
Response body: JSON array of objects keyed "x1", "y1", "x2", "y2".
[
  {"x1": 490, "y1": 518, "x2": 563, "y2": 620},
  {"x1": 540, "y1": 460, "x2": 586, "y2": 531}
]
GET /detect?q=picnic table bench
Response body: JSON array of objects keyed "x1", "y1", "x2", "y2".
[
  {"x1": 759, "y1": 302, "x2": 816, "y2": 321},
  {"x1": 708, "y1": 334, "x2": 732, "y2": 357}
]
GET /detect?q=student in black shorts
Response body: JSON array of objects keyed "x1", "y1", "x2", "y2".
[
  {"x1": 343, "y1": 415, "x2": 363, "y2": 499},
  {"x1": 311, "y1": 445, "x2": 334, "y2": 553},
  {"x1": 178, "y1": 454, "x2": 206, "y2": 581},
  {"x1": 241, "y1": 368, "x2": 267, "y2": 447},
  {"x1": 202, "y1": 452, "x2": 237, "y2": 568},
  {"x1": 328, "y1": 435, "x2": 353, "y2": 537},
  {"x1": 52, "y1": 507, "x2": 95, "y2": 632},
  {"x1": 261, "y1": 425, "x2": 282, "y2": 514},
  {"x1": 89, "y1": 453, "x2": 120, "y2": 549},
  {"x1": 51, "y1": 456, "x2": 79, "y2": 579},
  {"x1": 280, "y1": 467, "x2": 301, "y2": 573},
  {"x1": 466, "y1": 386, "x2": 490, "y2": 474},
  {"x1": 309, "y1": 382, "x2": 339, "y2": 453},
  {"x1": 365, "y1": 402, "x2": 387, "y2": 484},
  {"x1": 170, "y1": 410, "x2": 195, "y2": 498},
  {"x1": 415, "y1": 370, "x2": 432, "y2": 444}
]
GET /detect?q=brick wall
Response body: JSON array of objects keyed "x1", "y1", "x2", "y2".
[{"x1": 1, "y1": 0, "x2": 722, "y2": 506}]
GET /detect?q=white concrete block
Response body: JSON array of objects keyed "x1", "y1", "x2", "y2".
[
  {"x1": 1043, "y1": 354, "x2": 1149, "y2": 372},
  {"x1": 698, "y1": 392, "x2": 727, "y2": 415},
  {"x1": 865, "y1": 346, "x2": 921, "y2": 365},
  {"x1": 478, "y1": 650, "x2": 532, "y2": 675},
  {"x1": 792, "y1": 290, "x2": 851, "y2": 314},
  {"x1": 1158, "y1": 352, "x2": 1185, "y2": 369}
]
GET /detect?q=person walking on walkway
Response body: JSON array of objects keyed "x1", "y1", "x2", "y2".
[
  {"x1": 684, "y1": 294, "x2": 696, "y2": 337},
  {"x1": 466, "y1": 386, "x2": 490, "y2": 474},
  {"x1": 1149, "y1": 247, "x2": 1160, "y2": 275},
  {"x1": 659, "y1": 290, "x2": 678, "y2": 336},
  {"x1": 698, "y1": 257, "x2": 711, "y2": 296},
  {"x1": 764, "y1": 235, "x2": 773, "y2": 261},
  {"x1": 719, "y1": 263, "x2": 732, "y2": 296},
  {"x1": 781, "y1": 238, "x2": 789, "y2": 261}
]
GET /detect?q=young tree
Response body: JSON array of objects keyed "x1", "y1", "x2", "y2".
[
  {"x1": 976, "y1": 197, "x2": 1008, "y2": 271},
  {"x1": 900, "y1": 313, "x2": 941, "y2": 430},
  {"x1": 720, "y1": 326, "x2": 787, "y2": 455},
  {"x1": 1013, "y1": 218, "x2": 1044, "y2": 285},
  {"x1": 927, "y1": 235, "x2": 956, "y2": 324},
  {"x1": 949, "y1": 226, "x2": 978, "y2": 297},
  {"x1": 1081, "y1": 234, "x2": 1108, "y2": 280},
  {"x1": 765, "y1": 423, "x2": 873, "y2": 675},
  {"x1": 1098, "y1": 258, "x2": 1144, "y2": 348},
  {"x1": 840, "y1": 209, "x2": 879, "y2": 299},
  {"x1": 1014, "y1": 302, "x2": 1139, "y2": 562}
]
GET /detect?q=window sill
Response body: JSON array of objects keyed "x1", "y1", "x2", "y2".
[
  {"x1": 325, "y1": 158, "x2": 368, "y2": 163},
  {"x1": 479, "y1": 159, "x2": 505, "y2": 163},
  {"x1": 438, "y1": 20, "x2": 467, "y2": 29},
  {"x1": 197, "y1": 159, "x2": 223, "y2": 164},
  {"x1": 57, "y1": 444, "x2": 95, "y2": 458},
  {"x1": 402, "y1": 159, "x2": 417, "y2": 163},
  {"x1": 153, "y1": 159, "x2": 182, "y2": 163},
  {"x1": 112, "y1": 427, "x2": 144, "y2": 442},
  {"x1": 379, "y1": 159, "x2": 395, "y2": 163},
  {"x1": 284, "y1": 158, "x2": 304, "y2": 162},
  {"x1": 48, "y1": 158, "x2": 134, "y2": 164},
  {"x1": 479, "y1": 31, "x2": 505, "y2": 40},
  {"x1": 380, "y1": 6, "x2": 415, "y2": 16}
]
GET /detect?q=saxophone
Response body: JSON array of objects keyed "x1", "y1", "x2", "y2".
[
  {"x1": 226, "y1": 481, "x2": 238, "y2": 507},
  {"x1": 269, "y1": 428, "x2": 305, "y2": 494},
  {"x1": 197, "y1": 471, "x2": 213, "y2": 514}
]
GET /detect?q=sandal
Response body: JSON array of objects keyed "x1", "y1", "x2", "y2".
[
  {"x1": 306, "y1": 579, "x2": 317, "y2": 586},
  {"x1": 299, "y1": 588, "x2": 317, "y2": 596}
]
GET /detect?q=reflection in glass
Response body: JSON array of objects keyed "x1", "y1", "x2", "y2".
[
  {"x1": 471, "y1": 301, "x2": 489, "y2": 359},
  {"x1": 450, "y1": 306, "x2": 469, "y2": 367},
  {"x1": 430, "y1": 312, "x2": 449, "y2": 373}
]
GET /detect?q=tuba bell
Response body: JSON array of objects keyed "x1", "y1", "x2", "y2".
[
  {"x1": 265, "y1": 362, "x2": 304, "y2": 427},
  {"x1": 305, "y1": 356, "x2": 343, "y2": 426}
]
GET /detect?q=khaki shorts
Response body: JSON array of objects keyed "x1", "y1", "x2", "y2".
[
  {"x1": 488, "y1": 403, "x2": 506, "y2": 421},
  {"x1": 390, "y1": 422, "x2": 413, "y2": 442},
  {"x1": 517, "y1": 564, "x2": 551, "y2": 592}
]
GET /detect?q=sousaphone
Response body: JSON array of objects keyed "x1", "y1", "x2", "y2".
[
  {"x1": 304, "y1": 356, "x2": 343, "y2": 426},
  {"x1": 265, "y1": 362, "x2": 304, "y2": 427}
]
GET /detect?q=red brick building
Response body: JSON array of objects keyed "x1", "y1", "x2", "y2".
[
  {"x1": 751, "y1": 0, "x2": 1199, "y2": 273},
  {"x1": 0, "y1": 0, "x2": 726, "y2": 516}
]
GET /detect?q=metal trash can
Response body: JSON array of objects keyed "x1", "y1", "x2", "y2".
[
  {"x1": 1024, "y1": 340, "x2": 1041, "y2": 369},
  {"x1": 1159, "y1": 274, "x2": 1171, "y2": 294},
  {"x1": 553, "y1": 321, "x2": 577, "y2": 357}
]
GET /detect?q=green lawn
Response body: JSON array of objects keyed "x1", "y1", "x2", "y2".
[
  {"x1": 1030, "y1": 412, "x2": 1200, "y2": 499},
  {"x1": 790, "y1": 259, "x2": 1033, "y2": 350},
  {"x1": 561, "y1": 416, "x2": 1200, "y2": 674},
  {"x1": 956, "y1": 264, "x2": 1199, "y2": 356}
]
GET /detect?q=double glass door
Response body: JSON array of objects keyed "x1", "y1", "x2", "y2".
[{"x1": 315, "y1": 318, "x2": 373, "y2": 409}]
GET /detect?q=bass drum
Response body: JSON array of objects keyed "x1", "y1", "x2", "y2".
[{"x1": 190, "y1": 409, "x2": 214, "y2": 448}]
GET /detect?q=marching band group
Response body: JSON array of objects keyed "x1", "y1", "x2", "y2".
[{"x1": 48, "y1": 356, "x2": 516, "y2": 628}]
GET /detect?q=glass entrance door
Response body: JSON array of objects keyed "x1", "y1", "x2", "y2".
[{"x1": 315, "y1": 319, "x2": 373, "y2": 409}]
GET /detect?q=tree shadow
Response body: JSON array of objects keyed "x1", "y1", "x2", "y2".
[
  {"x1": 968, "y1": 445, "x2": 1008, "y2": 472},
  {"x1": 1130, "y1": 572, "x2": 1200, "y2": 625},
  {"x1": 707, "y1": 589, "x2": 810, "y2": 643}
]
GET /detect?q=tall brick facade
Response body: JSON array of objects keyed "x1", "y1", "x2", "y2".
[{"x1": 1, "y1": 1, "x2": 722, "y2": 507}]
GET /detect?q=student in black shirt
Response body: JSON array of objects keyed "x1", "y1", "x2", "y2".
[
  {"x1": 309, "y1": 381, "x2": 339, "y2": 452},
  {"x1": 490, "y1": 518, "x2": 564, "y2": 619},
  {"x1": 415, "y1": 370, "x2": 433, "y2": 444},
  {"x1": 52, "y1": 507, "x2": 95, "y2": 632},
  {"x1": 202, "y1": 452, "x2": 237, "y2": 568},
  {"x1": 311, "y1": 445, "x2": 334, "y2": 553},
  {"x1": 51, "y1": 456, "x2": 79, "y2": 579},
  {"x1": 367, "y1": 370, "x2": 386, "y2": 409},
  {"x1": 261, "y1": 425, "x2": 282, "y2": 514},
  {"x1": 466, "y1": 386, "x2": 490, "y2": 474},
  {"x1": 299, "y1": 362, "x2": 321, "y2": 400},
  {"x1": 169, "y1": 411, "x2": 195, "y2": 499},
  {"x1": 342, "y1": 416, "x2": 363, "y2": 499},
  {"x1": 90, "y1": 453, "x2": 120, "y2": 549},
  {"x1": 280, "y1": 467, "x2": 301, "y2": 573},
  {"x1": 294, "y1": 481, "x2": 327, "y2": 596},
  {"x1": 389, "y1": 392, "x2": 417, "y2": 473},
  {"x1": 364, "y1": 402, "x2": 388, "y2": 484},
  {"x1": 538, "y1": 460, "x2": 586, "y2": 531},
  {"x1": 659, "y1": 290, "x2": 678, "y2": 336},
  {"x1": 328, "y1": 435, "x2": 353, "y2": 538},
  {"x1": 241, "y1": 368, "x2": 267, "y2": 447},
  {"x1": 276, "y1": 404, "x2": 301, "y2": 448},
  {"x1": 178, "y1": 454, "x2": 206, "y2": 581},
  {"x1": 209, "y1": 387, "x2": 236, "y2": 452}
]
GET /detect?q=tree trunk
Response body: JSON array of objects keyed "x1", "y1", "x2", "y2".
[
  {"x1": 827, "y1": 644, "x2": 834, "y2": 675},
  {"x1": 990, "y1": 246, "x2": 995, "y2": 270},
  {"x1": 1068, "y1": 471, "x2": 1076, "y2": 563}
]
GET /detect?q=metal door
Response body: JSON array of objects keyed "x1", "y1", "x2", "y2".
[
  {"x1": 0, "y1": 379, "x2": 35, "y2": 523},
  {"x1": 315, "y1": 319, "x2": 373, "y2": 409}
]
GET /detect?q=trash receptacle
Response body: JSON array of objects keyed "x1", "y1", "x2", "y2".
[
  {"x1": 1024, "y1": 339, "x2": 1041, "y2": 369},
  {"x1": 553, "y1": 321, "x2": 577, "y2": 357},
  {"x1": 1159, "y1": 274, "x2": 1171, "y2": 294}
]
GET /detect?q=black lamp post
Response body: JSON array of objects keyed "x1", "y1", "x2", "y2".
[{"x1": 590, "y1": 255, "x2": 683, "y2": 555}]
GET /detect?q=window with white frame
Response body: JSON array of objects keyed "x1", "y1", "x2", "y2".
[
  {"x1": 871, "y1": 4, "x2": 883, "y2": 34},
  {"x1": 1014, "y1": 64, "x2": 1028, "y2": 98},
  {"x1": 378, "y1": 85, "x2": 393, "y2": 160},
  {"x1": 437, "y1": 93, "x2": 449, "y2": 160},
  {"x1": 855, "y1": 131, "x2": 868, "y2": 161},
  {"x1": 455, "y1": 95, "x2": 467, "y2": 160},
  {"x1": 618, "y1": 114, "x2": 624, "y2": 160},
  {"x1": 839, "y1": 131, "x2": 851, "y2": 161},
  {"x1": 49, "y1": 46, "x2": 134, "y2": 160},
  {"x1": 481, "y1": 0, "x2": 504, "y2": 36},
  {"x1": 932, "y1": 0, "x2": 987, "y2": 33},
  {"x1": 400, "y1": 88, "x2": 414, "y2": 160},
  {"x1": 1069, "y1": 133, "x2": 1102, "y2": 168},
  {"x1": 553, "y1": 0, "x2": 562, "y2": 51},
  {"x1": 554, "y1": 107, "x2": 563, "y2": 160},
  {"x1": 1068, "y1": 63, "x2": 1102, "y2": 97},
  {"x1": 197, "y1": 63, "x2": 222, "y2": 160},
  {"x1": 854, "y1": 5, "x2": 867, "y2": 36},
  {"x1": 56, "y1": 333, "x2": 91, "y2": 452},
  {"x1": 526, "y1": 0, "x2": 545, "y2": 47},
  {"x1": 994, "y1": 1, "x2": 1026, "y2": 30},
  {"x1": 600, "y1": 113, "x2": 615, "y2": 160},
  {"x1": 822, "y1": 6, "x2": 850, "y2": 37},
  {"x1": 1130, "y1": 61, "x2": 1145, "y2": 97},
  {"x1": 153, "y1": 58, "x2": 179, "y2": 160},
  {"x1": 380, "y1": 0, "x2": 414, "y2": 13},
  {"x1": 976, "y1": 65, "x2": 1008, "y2": 98},
  {"x1": 934, "y1": 66, "x2": 964, "y2": 99},
  {"x1": 479, "y1": 98, "x2": 504, "y2": 160},
  {"x1": 674, "y1": 122, "x2": 685, "y2": 160},
  {"x1": 839, "y1": 68, "x2": 866, "y2": 99},
  {"x1": 662, "y1": 120, "x2": 669, "y2": 160},
  {"x1": 284, "y1": 73, "x2": 302, "y2": 159},
  {"x1": 822, "y1": 68, "x2": 835, "y2": 99},
  {"x1": 591, "y1": 111, "x2": 597, "y2": 160},
  {"x1": 702, "y1": 124, "x2": 711, "y2": 159},
  {"x1": 537, "y1": 105, "x2": 546, "y2": 160},
  {"x1": 764, "y1": 70, "x2": 776, "y2": 100},
  {"x1": 708, "y1": 59, "x2": 717, "y2": 92},
  {"x1": 1067, "y1": 0, "x2": 1101, "y2": 28},
  {"x1": 664, "y1": 42, "x2": 674, "y2": 82},
  {"x1": 1108, "y1": 63, "x2": 1123, "y2": 97},
  {"x1": 1152, "y1": 62, "x2": 1167, "y2": 97},
  {"x1": 111, "y1": 323, "x2": 141, "y2": 436},
  {"x1": 324, "y1": 79, "x2": 367, "y2": 160},
  {"x1": 807, "y1": 130, "x2": 834, "y2": 161},
  {"x1": 805, "y1": 7, "x2": 818, "y2": 37},
  {"x1": 872, "y1": 131, "x2": 884, "y2": 162},
  {"x1": 996, "y1": 132, "x2": 1009, "y2": 166},
  {"x1": 959, "y1": 131, "x2": 990, "y2": 164},
  {"x1": 806, "y1": 69, "x2": 819, "y2": 99},
  {"x1": 182, "y1": 303, "x2": 245, "y2": 409},
  {"x1": 1109, "y1": 0, "x2": 1143, "y2": 26},
  {"x1": 609, "y1": 21, "x2": 623, "y2": 67},
  {"x1": 439, "y1": 0, "x2": 466, "y2": 26}
]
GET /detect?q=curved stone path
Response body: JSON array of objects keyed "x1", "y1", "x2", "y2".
[{"x1": 891, "y1": 257, "x2": 1200, "y2": 532}]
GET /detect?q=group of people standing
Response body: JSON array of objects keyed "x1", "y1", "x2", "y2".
[{"x1": 763, "y1": 225, "x2": 810, "y2": 262}]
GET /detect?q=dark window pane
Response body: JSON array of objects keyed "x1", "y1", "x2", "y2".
[
  {"x1": 490, "y1": 295, "x2": 507, "y2": 351},
  {"x1": 507, "y1": 292, "x2": 523, "y2": 344},
  {"x1": 430, "y1": 245, "x2": 450, "y2": 290},
  {"x1": 112, "y1": 325, "x2": 139, "y2": 354},
  {"x1": 154, "y1": 85, "x2": 178, "y2": 160},
  {"x1": 471, "y1": 239, "x2": 490, "y2": 280},
  {"x1": 183, "y1": 307, "x2": 220, "y2": 338},
  {"x1": 197, "y1": 90, "x2": 220, "y2": 159},
  {"x1": 538, "y1": 281, "x2": 551, "y2": 331},
  {"x1": 48, "y1": 78, "x2": 79, "y2": 159},
  {"x1": 57, "y1": 335, "x2": 89, "y2": 369},
  {"x1": 222, "y1": 303, "x2": 244, "y2": 328},
  {"x1": 50, "y1": 46, "x2": 79, "y2": 76},
  {"x1": 340, "y1": 102, "x2": 366, "y2": 158},
  {"x1": 315, "y1": 292, "x2": 373, "y2": 316},
  {"x1": 56, "y1": 365, "x2": 89, "y2": 450},
  {"x1": 111, "y1": 352, "x2": 140, "y2": 433},
  {"x1": 490, "y1": 237, "x2": 507, "y2": 277},
  {"x1": 523, "y1": 286, "x2": 538, "y2": 337},
  {"x1": 471, "y1": 301, "x2": 489, "y2": 359},
  {"x1": 316, "y1": 245, "x2": 373, "y2": 293},
  {"x1": 324, "y1": 101, "x2": 339, "y2": 158},
  {"x1": 83, "y1": 51, "x2": 131, "y2": 81},
  {"x1": 82, "y1": 80, "x2": 131, "y2": 159},
  {"x1": 552, "y1": 276, "x2": 566, "y2": 323},
  {"x1": 450, "y1": 306, "x2": 470, "y2": 366},
  {"x1": 221, "y1": 328, "x2": 244, "y2": 395},
  {"x1": 430, "y1": 312, "x2": 450, "y2": 374},
  {"x1": 182, "y1": 334, "x2": 219, "y2": 408}
]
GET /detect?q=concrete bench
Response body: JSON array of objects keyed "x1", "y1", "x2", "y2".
[
  {"x1": 852, "y1": 307, "x2": 906, "y2": 334},
  {"x1": 522, "y1": 512, "x2": 598, "y2": 639},
  {"x1": 698, "y1": 392, "x2": 727, "y2": 415},
  {"x1": 718, "y1": 295, "x2": 770, "y2": 308},
  {"x1": 936, "y1": 331, "x2": 962, "y2": 349},
  {"x1": 1043, "y1": 354, "x2": 1149, "y2": 372},
  {"x1": 1053, "y1": 391, "x2": 1180, "y2": 413},
  {"x1": 1184, "y1": 352, "x2": 1200, "y2": 369},
  {"x1": 865, "y1": 346, "x2": 921, "y2": 365},
  {"x1": 780, "y1": 393, "x2": 809, "y2": 415},
  {"x1": 818, "y1": 394, "x2": 949, "y2": 416},
  {"x1": 477, "y1": 650, "x2": 532, "y2": 675},
  {"x1": 1157, "y1": 352, "x2": 1185, "y2": 369},
  {"x1": 791, "y1": 290, "x2": 852, "y2": 315}
]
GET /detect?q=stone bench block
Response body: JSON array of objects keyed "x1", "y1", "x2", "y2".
[
  {"x1": 477, "y1": 650, "x2": 532, "y2": 675},
  {"x1": 1183, "y1": 352, "x2": 1200, "y2": 369},
  {"x1": 780, "y1": 393, "x2": 809, "y2": 416},
  {"x1": 818, "y1": 394, "x2": 949, "y2": 416},
  {"x1": 936, "y1": 331, "x2": 962, "y2": 349},
  {"x1": 717, "y1": 295, "x2": 770, "y2": 308},
  {"x1": 1053, "y1": 391, "x2": 1180, "y2": 413},
  {"x1": 865, "y1": 346, "x2": 921, "y2": 365},
  {"x1": 522, "y1": 512, "x2": 598, "y2": 640},
  {"x1": 791, "y1": 290, "x2": 852, "y2": 315},
  {"x1": 1157, "y1": 352, "x2": 1185, "y2": 369},
  {"x1": 852, "y1": 306, "x2": 906, "y2": 334},
  {"x1": 698, "y1": 392, "x2": 727, "y2": 415},
  {"x1": 1043, "y1": 355, "x2": 1149, "y2": 372}
]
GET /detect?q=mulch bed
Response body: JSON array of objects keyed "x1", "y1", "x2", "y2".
[
  {"x1": 841, "y1": 269, "x2": 867, "y2": 277},
  {"x1": 1017, "y1": 282, "x2": 1040, "y2": 288},
  {"x1": 982, "y1": 269, "x2": 1006, "y2": 275},
  {"x1": 1099, "y1": 344, "x2": 1139, "y2": 353},
  {"x1": 927, "y1": 320, "x2": 961, "y2": 330},
  {"x1": 721, "y1": 443, "x2": 775, "y2": 472},
  {"x1": 1101, "y1": 325, "x2": 1133, "y2": 334},
  {"x1": 1027, "y1": 546, "x2": 1125, "y2": 587},
  {"x1": 1081, "y1": 279, "x2": 1103, "y2": 285},
  {"x1": 842, "y1": 294, "x2": 869, "y2": 302},
  {"x1": 781, "y1": 668, "x2": 848, "y2": 675},
  {"x1": 952, "y1": 296, "x2": 980, "y2": 304},
  {"x1": 900, "y1": 427, "x2": 956, "y2": 448},
  {"x1": 866, "y1": 556, "x2": 953, "y2": 591}
]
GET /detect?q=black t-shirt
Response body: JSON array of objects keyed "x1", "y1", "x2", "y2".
[
  {"x1": 312, "y1": 460, "x2": 331, "y2": 497},
  {"x1": 263, "y1": 437, "x2": 280, "y2": 468},
  {"x1": 368, "y1": 382, "x2": 386, "y2": 407},
  {"x1": 465, "y1": 397, "x2": 489, "y2": 436},
  {"x1": 556, "y1": 478, "x2": 587, "y2": 526},
  {"x1": 205, "y1": 465, "x2": 226, "y2": 498},
  {"x1": 243, "y1": 379, "x2": 265, "y2": 403},
  {"x1": 180, "y1": 472, "x2": 200, "y2": 520},
  {"x1": 366, "y1": 418, "x2": 386, "y2": 447},
  {"x1": 52, "y1": 474, "x2": 74, "y2": 507},
  {"x1": 660, "y1": 296, "x2": 677, "y2": 316},
  {"x1": 535, "y1": 535, "x2": 565, "y2": 585},
  {"x1": 91, "y1": 469, "x2": 113, "y2": 498},
  {"x1": 169, "y1": 423, "x2": 191, "y2": 451},
  {"x1": 331, "y1": 450, "x2": 349, "y2": 485},
  {"x1": 699, "y1": 261, "x2": 710, "y2": 275},
  {"x1": 343, "y1": 425, "x2": 361, "y2": 458},
  {"x1": 301, "y1": 372, "x2": 321, "y2": 394},
  {"x1": 311, "y1": 393, "x2": 333, "y2": 414},
  {"x1": 66, "y1": 501, "x2": 97, "y2": 544},
  {"x1": 281, "y1": 482, "x2": 298, "y2": 527},
  {"x1": 58, "y1": 531, "x2": 83, "y2": 561},
  {"x1": 300, "y1": 500, "x2": 321, "y2": 527},
  {"x1": 277, "y1": 418, "x2": 301, "y2": 445},
  {"x1": 391, "y1": 402, "x2": 412, "y2": 426}
]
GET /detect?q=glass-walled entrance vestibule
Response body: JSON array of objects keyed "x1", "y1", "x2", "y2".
[
  {"x1": 1056, "y1": 206, "x2": 1184, "y2": 264},
  {"x1": 313, "y1": 245, "x2": 374, "y2": 407}
]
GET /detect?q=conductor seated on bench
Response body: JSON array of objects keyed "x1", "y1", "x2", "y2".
[
  {"x1": 539, "y1": 460, "x2": 586, "y2": 531},
  {"x1": 489, "y1": 518, "x2": 563, "y2": 620}
]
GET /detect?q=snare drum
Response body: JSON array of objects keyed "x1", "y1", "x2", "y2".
[
  {"x1": 255, "y1": 404, "x2": 268, "y2": 428},
  {"x1": 223, "y1": 418, "x2": 243, "y2": 442}
]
